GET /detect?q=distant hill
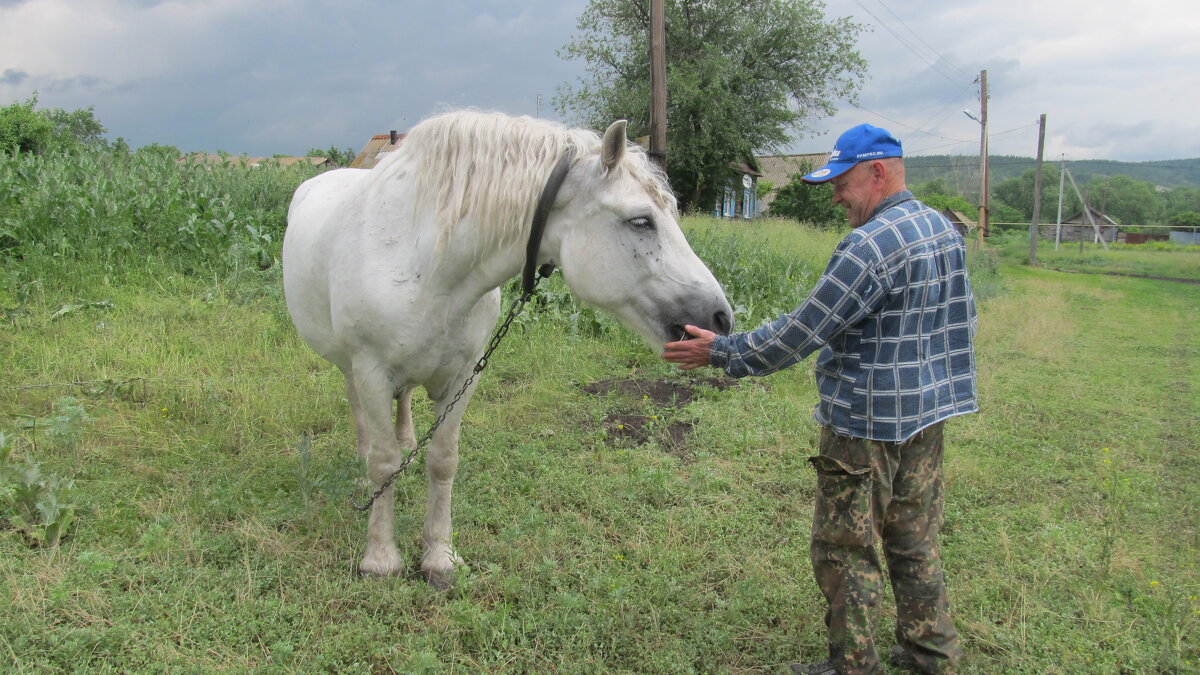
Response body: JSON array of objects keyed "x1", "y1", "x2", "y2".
[{"x1": 903, "y1": 155, "x2": 1200, "y2": 190}]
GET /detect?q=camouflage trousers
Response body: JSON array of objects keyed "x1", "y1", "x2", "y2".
[{"x1": 808, "y1": 422, "x2": 961, "y2": 675}]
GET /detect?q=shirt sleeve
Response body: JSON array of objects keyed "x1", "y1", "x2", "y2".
[{"x1": 709, "y1": 235, "x2": 888, "y2": 378}]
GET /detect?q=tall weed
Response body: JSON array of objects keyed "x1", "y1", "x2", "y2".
[{"x1": 0, "y1": 147, "x2": 321, "y2": 291}]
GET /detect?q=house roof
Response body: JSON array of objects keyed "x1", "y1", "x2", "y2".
[
  {"x1": 349, "y1": 133, "x2": 407, "y2": 169},
  {"x1": 730, "y1": 160, "x2": 763, "y2": 178},
  {"x1": 1063, "y1": 205, "x2": 1120, "y2": 226},
  {"x1": 945, "y1": 209, "x2": 976, "y2": 229},
  {"x1": 754, "y1": 153, "x2": 832, "y2": 206}
]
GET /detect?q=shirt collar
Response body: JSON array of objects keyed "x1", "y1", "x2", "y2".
[{"x1": 868, "y1": 190, "x2": 915, "y2": 222}]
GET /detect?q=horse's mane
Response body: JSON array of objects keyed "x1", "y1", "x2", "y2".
[{"x1": 377, "y1": 110, "x2": 676, "y2": 252}]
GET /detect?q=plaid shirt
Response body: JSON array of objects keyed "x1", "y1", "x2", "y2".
[{"x1": 709, "y1": 191, "x2": 978, "y2": 442}]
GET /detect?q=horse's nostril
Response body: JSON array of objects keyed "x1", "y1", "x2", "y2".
[{"x1": 713, "y1": 310, "x2": 731, "y2": 335}]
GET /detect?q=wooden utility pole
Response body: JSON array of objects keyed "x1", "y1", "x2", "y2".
[
  {"x1": 1055, "y1": 155, "x2": 1065, "y2": 250},
  {"x1": 977, "y1": 69, "x2": 990, "y2": 244},
  {"x1": 1063, "y1": 166, "x2": 1109, "y2": 251},
  {"x1": 648, "y1": 0, "x2": 667, "y2": 171},
  {"x1": 1029, "y1": 113, "x2": 1046, "y2": 265}
]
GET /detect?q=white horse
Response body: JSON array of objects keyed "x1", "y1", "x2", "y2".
[{"x1": 282, "y1": 110, "x2": 732, "y2": 586}]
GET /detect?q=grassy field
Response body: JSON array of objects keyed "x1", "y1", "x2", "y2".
[
  {"x1": 991, "y1": 229, "x2": 1200, "y2": 282},
  {"x1": 1, "y1": 210, "x2": 1198, "y2": 672}
]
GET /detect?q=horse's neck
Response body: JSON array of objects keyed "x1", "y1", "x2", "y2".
[
  {"x1": 368, "y1": 157, "x2": 539, "y2": 307},
  {"x1": 429, "y1": 219, "x2": 531, "y2": 305}
]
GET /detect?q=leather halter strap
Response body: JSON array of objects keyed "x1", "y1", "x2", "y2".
[{"x1": 522, "y1": 149, "x2": 575, "y2": 295}]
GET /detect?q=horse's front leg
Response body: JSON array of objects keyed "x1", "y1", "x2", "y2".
[
  {"x1": 343, "y1": 371, "x2": 370, "y2": 458},
  {"x1": 420, "y1": 379, "x2": 476, "y2": 589},
  {"x1": 353, "y1": 364, "x2": 406, "y2": 578}
]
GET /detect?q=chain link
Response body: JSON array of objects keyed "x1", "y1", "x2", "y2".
[{"x1": 350, "y1": 274, "x2": 546, "y2": 512}]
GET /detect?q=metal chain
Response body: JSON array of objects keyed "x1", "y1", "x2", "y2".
[{"x1": 350, "y1": 273, "x2": 547, "y2": 512}]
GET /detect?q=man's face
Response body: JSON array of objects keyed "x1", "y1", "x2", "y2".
[{"x1": 831, "y1": 161, "x2": 880, "y2": 228}]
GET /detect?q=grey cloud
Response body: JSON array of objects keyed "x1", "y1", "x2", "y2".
[
  {"x1": 44, "y1": 74, "x2": 107, "y2": 92},
  {"x1": 1, "y1": 68, "x2": 28, "y2": 85}
]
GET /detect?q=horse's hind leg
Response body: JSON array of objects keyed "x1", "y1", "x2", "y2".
[
  {"x1": 395, "y1": 388, "x2": 415, "y2": 448},
  {"x1": 352, "y1": 362, "x2": 406, "y2": 577}
]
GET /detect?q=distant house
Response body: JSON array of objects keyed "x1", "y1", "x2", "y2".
[
  {"x1": 349, "y1": 130, "x2": 406, "y2": 169},
  {"x1": 178, "y1": 154, "x2": 335, "y2": 169},
  {"x1": 714, "y1": 160, "x2": 763, "y2": 220},
  {"x1": 753, "y1": 153, "x2": 832, "y2": 216},
  {"x1": 940, "y1": 209, "x2": 975, "y2": 237},
  {"x1": 1040, "y1": 205, "x2": 1119, "y2": 243}
]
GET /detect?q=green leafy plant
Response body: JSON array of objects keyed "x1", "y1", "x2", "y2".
[
  {"x1": 0, "y1": 433, "x2": 77, "y2": 546},
  {"x1": 23, "y1": 396, "x2": 93, "y2": 451}
]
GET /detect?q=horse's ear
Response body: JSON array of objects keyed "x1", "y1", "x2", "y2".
[{"x1": 601, "y1": 120, "x2": 628, "y2": 171}]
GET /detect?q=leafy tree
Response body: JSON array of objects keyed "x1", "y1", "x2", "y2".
[
  {"x1": 991, "y1": 164, "x2": 1079, "y2": 223},
  {"x1": 1159, "y1": 186, "x2": 1200, "y2": 222},
  {"x1": 918, "y1": 192, "x2": 976, "y2": 218},
  {"x1": 557, "y1": 0, "x2": 866, "y2": 212},
  {"x1": 987, "y1": 201, "x2": 1024, "y2": 229},
  {"x1": 306, "y1": 145, "x2": 356, "y2": 167},
  {"x1": 768, "y1": 166, "x2": 842, "y2": 227},
  {"x1": 1084, "y1": 174, "x2": 1160, "y2": 225},
  {"x1": 43, "y1": 106, "x2": 107, "y2": 151},
  {"x1": 0, "y1": 95, "x2": 108, "y2": 154},
  {"x1": 913, "y1": 178, "x2": 953, "y2": 200},
  {"x1": 0, "y1": 96, "x2": 55, "y2": 154},
  {"x1": 1169, "y1": 211, "x2": 1200, "y2": 228}
]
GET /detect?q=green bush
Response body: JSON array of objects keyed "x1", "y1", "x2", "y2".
[
  {"x1": 767, "y1": 165, "x2": 844, "y2": 228},
  {"x1": 0, "y1": 96, "x2": 55, "y2": 154}
]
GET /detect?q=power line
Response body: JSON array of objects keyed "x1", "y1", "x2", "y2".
[
  {"x1": 850, "y1": 103, "x2": 975, "y2": 144},
  {"x1": 871, "y1": 0, "x2": 974, "y2": 81},
  {"x1": 853, "y1": 0, "x2": 963, "y2": 87},
  {"x1": 988, "y1": 122, "x2": 1039, "y2": 138},
  {"x1": 906, "y1": 139, "x2": 981, "y2": 155}
]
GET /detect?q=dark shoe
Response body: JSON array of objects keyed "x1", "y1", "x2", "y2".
[
  {"x1": 789, "y1": 662, "x2": 838, "y2": 675},
  {"x1": 888, "y1": 645, "x2": 919, "y2": 672}
]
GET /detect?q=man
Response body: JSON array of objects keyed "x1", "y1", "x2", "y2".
[{"x1": 662, "y1": 124, "x2": 977, "y2": 675}]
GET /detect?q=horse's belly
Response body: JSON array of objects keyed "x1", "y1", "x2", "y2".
[{"x1": 331, "y1": 285, "x2": 502, "y2": 393}]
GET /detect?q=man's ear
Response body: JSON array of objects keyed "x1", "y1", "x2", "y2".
[{"x1": 870, "y1": 160, "x2": 887, "y2": 182}]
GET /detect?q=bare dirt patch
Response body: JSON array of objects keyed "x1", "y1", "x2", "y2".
[
  {"x1": 581, "y1": 377, "x2": 738, "y2": 458},
  {"x1": 581, "y1": 377, "x2": 736, "y2": 407},
  {"x1": 1049, "y1": 267, "x2": 1200, "y2": 285}
]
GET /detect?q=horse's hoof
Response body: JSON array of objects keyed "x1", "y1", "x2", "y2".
[
  {"x1": 422, "y1": 567, "x2": 456, "y2": 591},
  {"x1": 424, "y1": 566, "x2": 456, "y2": 588},
  {"x1": 358, "y1": 565, "x2": 403, "y2": 579},
  {"x1": 358, "y1": 550, "x2": 404, "y2": 578}
]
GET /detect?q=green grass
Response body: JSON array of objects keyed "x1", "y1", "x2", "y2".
[
  {"x1": 990, "y1": 230, "x2": 1200, "y2": 281},
  {"x1": 1, "y1": 214, "x2": 1197, "y2": 672}
]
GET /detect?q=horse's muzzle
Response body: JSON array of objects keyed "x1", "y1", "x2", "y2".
[{"x1": 669, "y1": 307, "x2": 733, "y2": 342}]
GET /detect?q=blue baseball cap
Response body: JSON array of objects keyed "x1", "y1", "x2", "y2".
[{"x1": 801, "y1": 124, "x2": 903, "y2": 184}]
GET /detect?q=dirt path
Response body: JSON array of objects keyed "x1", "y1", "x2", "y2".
[{"x1": 1048, "y1": 267, "x2": 1200, "y2": 284}]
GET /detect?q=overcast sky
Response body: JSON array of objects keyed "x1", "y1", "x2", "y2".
[{"x1": 2, "y1": 0, "x2": 1196, "y2": 162}]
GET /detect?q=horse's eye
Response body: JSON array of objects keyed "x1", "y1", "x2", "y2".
[{"x1": 627, "y1": 216, "x2": 655, "y2": 231}]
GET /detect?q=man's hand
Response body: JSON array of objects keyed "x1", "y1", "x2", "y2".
[{"x1": 661, "y1": 324, "x2": 717, "y2": 370}]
